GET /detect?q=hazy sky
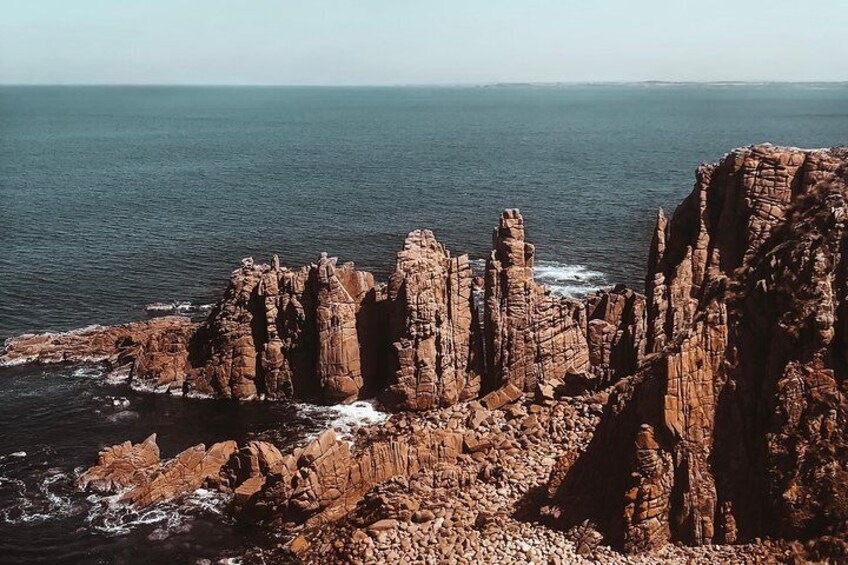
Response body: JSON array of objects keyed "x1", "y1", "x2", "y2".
[{"x1": 2, "y1": 0, "x2": 847, "y2": 85}]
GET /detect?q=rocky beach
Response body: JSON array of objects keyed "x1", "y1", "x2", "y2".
[{"x1": 4, "y1": 143, "x2": 848, "y2": 563}]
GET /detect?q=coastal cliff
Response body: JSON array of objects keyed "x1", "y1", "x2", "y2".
[
  {"x1": 544, "y1": 144, "x2": 848, "y2": 558},
  {"x1": 1, "y1": 213, "x2": 642, "y2": 407},
  {"x1": 3, "y1": 143, "x2": 848, "y2": 563}
]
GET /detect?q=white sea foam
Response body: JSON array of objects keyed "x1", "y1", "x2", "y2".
[
  {"x1": 0, "y1": 356, "x2": 29, "y2": 367},
  {"x1": 184, "y1": 389, "x2": 215, "y2": 400},
  {"x1": 85, "y1": 486, "x2": 230, "y2": 536},
  {"x1": 295, "y1": 399, "x2": 389, "y2": 442},
  {"x1": 533, "y1": 261, "x2": 607, "y2": 298},
  {"x1": 469, "y1": 258, "x2": 606, "y2": 298},
  {"x1": 71, "y1": 366, "x2": 106, "y2": 379},
  {"x1": 145, "y1": 301, "x2": 213, "y2": 316},
  {"x1": 128, "y1": 378, "x2": 174, "y2": 395},
  {"x1": 86, "y1": 491, "x2": 179, "y2": 535},
  {"x1": 0, "y1": 470, "x2": 80, "y2": 525}
]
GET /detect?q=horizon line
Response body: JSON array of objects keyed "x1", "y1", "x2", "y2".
[{"x1": 2, "y1": 80, "x2": 848, "y2": 88}]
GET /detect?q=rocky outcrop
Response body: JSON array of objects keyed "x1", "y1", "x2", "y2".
[
  {"x1": 314, "y1": 253, "x2": 366, "y2": 403},
  {"x1": 121, "y1": 440, "x2": 239, "y2": 507},
  {"x1": 382, "y1": 230, "x2": 475, "y2": 410},
  {"x1": 584, "y1": 284, "x2": 647, "y2": 387},
  {"x1": 3, "y1": 210, "x2": 649, "y2": 409},
  {"x1": 243, "y1": 427, "x2": 464, "y2": 527},
  {"x1": 544, "y1": 144, "x2": 848, "y2": 554},
  {"x1": 645, "y1": 144, "x2": 846, "y2": 355},
  {"x1": 0, "y1": 316, "x2": 198, "y2": 372},
  {"x1": 77, "y1": 433, "x2": 161, "y2": 493},
  {"x1": 148, "y1": 255, "x2": 376, "y2": 402},
  {"x1": 78, "y1": 434, "x2": 289, "y2": 510},
  {"x1": 485, "y1": 210, "x2": 591, "y2": 393}
]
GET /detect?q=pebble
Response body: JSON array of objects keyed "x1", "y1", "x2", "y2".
[{"x1": 297, "y1": 396, "x2": 782, "y2": 565}]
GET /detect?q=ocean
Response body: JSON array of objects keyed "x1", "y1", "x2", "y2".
[{"x1": 1, "y1": 84, "x2": 846, "y2": 563}]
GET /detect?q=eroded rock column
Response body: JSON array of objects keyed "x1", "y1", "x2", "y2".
[
  {"x1": 383, "y1": 230, "x2": 474, "y2": 410},
  {"x1": 485, "y1": 209, "x2": 590, "y2": 393}
]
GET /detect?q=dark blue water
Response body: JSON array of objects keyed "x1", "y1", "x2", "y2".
[
  {"x1": 0, "y1": 85, "x2": 846, "y2": 563},
  {"x1": 3, "y1": 85, "x2": 847, "y2": 339}
]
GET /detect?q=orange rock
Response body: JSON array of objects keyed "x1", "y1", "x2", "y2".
[
  {"x1": 77, "y1": 433, "x2": 161, "y2": 493},
  {"x1": 0, "y1": 317, "x2": 197, "y2": 377},
  {"x1": 480, "y1": 383, "x2": 523, "y2": 410},
  {"x1": 382, "y1": 229, "x2": 474, "y2": 411},
  {"x1": 544, "y1": 144, "x2": 848, "y2": 554},
  {"x1": 485, "y1": 210, "x2": 590, "y2": 393},
  {"x1": 121, "y1": 440, "x2": 238, "y2": 507},
  {"x1": 289, "y1": 534, "x2": 311, "y2": 554},
  {"x1": 314, "y1": 253, "x2": 365, "y2": 403}
]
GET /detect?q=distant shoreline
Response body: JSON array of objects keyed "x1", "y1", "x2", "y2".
[{"x1": 2, "y1": 80, "x2": 848, "y2": 88}]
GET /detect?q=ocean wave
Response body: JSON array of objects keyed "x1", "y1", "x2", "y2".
[
  {"x1": 295, "y1": 399, "x2": 389, "y2": 442},
  {"x1": 128, "y1": 377, "x2": 176, "y2": 395},
  {"x1": 86, "y1": 487, "x2": 230, "y2": 537},
  {"x1": 71, "y1": 366, "x2": 107, "y2": 379},
  {"x1": 145, "y1": 301, "x2": 213, "y2": 317},
  {"x1": 470, "y1": 258, "x2": 606, "y2": 298},
  {"x1": 532, "y1": 261, "x2": 607, "y2": 297},
  {"x1": 0, "y1": 469, "x2": 81, "y2": 525}
]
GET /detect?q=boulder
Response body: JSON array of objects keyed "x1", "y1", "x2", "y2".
[
  {"x1": 77, "y1": 433, "x2": 161, "y2": 493},
  {"x1": 480, "y1": 383, "x2": 522, "y2": 410},
  {"x1": 121, "y1": 440, "x2": 239, "y2": 507}
]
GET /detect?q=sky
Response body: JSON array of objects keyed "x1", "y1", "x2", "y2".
[{"x1": 1, "y1": 0, "x2": 847, "y2": 85}]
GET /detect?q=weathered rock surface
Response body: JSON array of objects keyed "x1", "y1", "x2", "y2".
[
  {"x1": 584, "y1": 284, "x2": 647, "y2": 387},
  {"x1": 165, "y1": 254, "x2": 379, "y2": 402},
  {"x1": 285, "y1": 377, "x2": 781, "y2": 565},
  {"x1": 314, "y1": 253, "x2": 366, "y2": 403},
  {"x1": 479, "y1": 383, "x2": 523, "y2": 411},
  {"x1": 544, "y1": 144, "x2": 848, "y2": 556},
  {"x1": 485, "y1": 209, "x2": 591, "y2": 393},
  {"x1": 78, "y1": 434, "x2": 289, "y2": 510},
  {"x1": 382, "y1": 230, "x2": 475, "y2": 410},
  {"x1": 243, "y1": 427, "x2": 464, "y2": 527},
  {"x1": 0, "y1": 317, "x2": 198, "y2": 372},
  {"x1": 77, "y1": 433, "x2": 161, "y2": 493}
]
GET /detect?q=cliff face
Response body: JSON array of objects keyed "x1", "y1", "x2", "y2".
[
  {"x1": 484, "y1": 210, "x2": 591, "y2": 393},
  {"x1": 179, "y1": 255, "x2": 377, "y2": 403},
  {"x1": 544, "y1": 144, "x2": 848, "y2": 553},
  {"x1": 381, "y1": 230, "x2": 475, "y2": 411}
]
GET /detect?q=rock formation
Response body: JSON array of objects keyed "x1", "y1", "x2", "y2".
[
  {"x1": 100, "y1": 255, "x2": 375, "y2": 403},
  {"x1": 78, "y1": 433, "x2": 162, "y2": 493},
  {"x1": 78, "y1": 434, "x2": 288, "y2": 509},
  {"x1": 314, "y1": 253, "x2": 366, "y2": 403},
  {"x1": 584, "y1": 284, "x2": 647, "y2": 387},
  {"x1": 4, "y1": 210, "x2": 648, "y2": 409},
  {"x1": 78, "y1": 425, "x2": 464, "y2": 536},
  {"x1": 484, "y1": 209, "x2": 591, "y2": 393},
  {"x1": 242, "y1": 427, "x2": 463, "y2": 527},
  {"x1": 544, "y1": 144, "x2": 848, "y2": 554},
  {"x1": 0, "y1": 316, "x2": 197, "y2": 372},
  {"x1": 381, "y1": 230, "x2": 475, "y2": 410}
]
